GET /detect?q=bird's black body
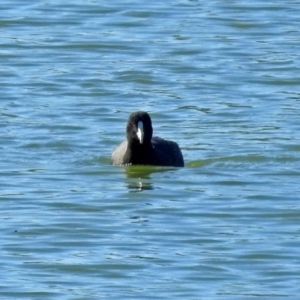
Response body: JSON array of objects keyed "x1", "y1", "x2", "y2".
[{"x1": 111, "y1": 111, "x2": 184, "y2": 167}]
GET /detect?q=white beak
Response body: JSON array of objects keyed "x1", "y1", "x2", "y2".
[{"x1": 137, "y1": 121, "x2": 144, "y2": 144}]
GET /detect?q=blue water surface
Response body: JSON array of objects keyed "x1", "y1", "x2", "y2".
[{"x1": 1, "y1": 0, "x2": 300, "y2": 299}]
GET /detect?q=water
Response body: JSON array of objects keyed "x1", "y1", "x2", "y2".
[{"x1": 1, "y1": 0, "x2": 300, "y2": 299}]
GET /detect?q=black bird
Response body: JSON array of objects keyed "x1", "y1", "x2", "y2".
[{"x1": 111, "y1": 111, "x2": 184, "y2": 167}]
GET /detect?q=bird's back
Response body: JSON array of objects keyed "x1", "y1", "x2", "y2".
[
  {"x1": 111, "y1": 140, "x2": 127, "y2": 165},
  {"x1": 151, "y1": 137, "x2": 184, "y2": 167}
]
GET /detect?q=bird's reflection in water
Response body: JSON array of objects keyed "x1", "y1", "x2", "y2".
[{"x1": 124, "y1": 165, "x2": 176, "y2": 192}]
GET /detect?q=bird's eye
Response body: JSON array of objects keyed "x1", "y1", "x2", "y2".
[{"x1": 131, "y1": 123, "x2": 136, "y2": 128}]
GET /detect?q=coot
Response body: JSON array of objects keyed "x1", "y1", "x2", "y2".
[{"x1": 111, "y1": 111, "x2": 184, "y2": 167}]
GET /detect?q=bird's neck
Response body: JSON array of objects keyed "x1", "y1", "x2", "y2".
[{"x1": 124, "y1": 141, "x2": 153, "y2": 165}]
